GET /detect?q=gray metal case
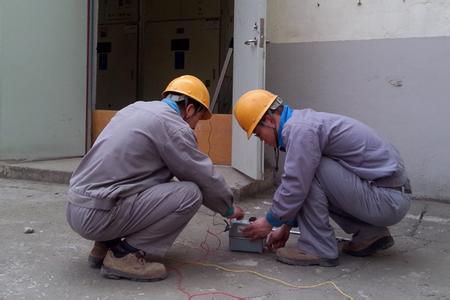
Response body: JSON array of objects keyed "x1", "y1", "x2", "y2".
[{"x1": 228, "y1": 220, "x2": 265, "y2": 253}]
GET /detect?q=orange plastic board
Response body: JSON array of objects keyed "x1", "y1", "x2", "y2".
[
  {"x1": 195, "y1": 114, "x2": 232, "y2": 165},
  {"x1": 92, "y1": 110, "x2": 117, "y2": 143}
]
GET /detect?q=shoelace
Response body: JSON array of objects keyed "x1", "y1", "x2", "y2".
[{"x1": 134, "y1": 250, "x2": 147, "y2": 265}]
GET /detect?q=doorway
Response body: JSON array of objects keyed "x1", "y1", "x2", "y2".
[
  {"x1": 95, "y1": 0, "x2": 234, "y2": 113},
  {"x1": 91, "y1": 0, "x2": 266, "y2": 179}
]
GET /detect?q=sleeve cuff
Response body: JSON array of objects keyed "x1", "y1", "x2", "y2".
[
  {"x1": 223, "y1": 206, "x2": 234, "y2": 218},
  {"x1": 265, "y1": 211, "x2": 297, "y2": 227}
]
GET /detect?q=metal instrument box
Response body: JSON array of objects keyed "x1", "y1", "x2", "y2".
[{"x1": 228, "y1": 220, "x2": 265, "y2": 253}]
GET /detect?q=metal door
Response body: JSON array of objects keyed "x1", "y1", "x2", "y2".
[
  {"x1": 142, "y1": 19, "x2": 220, "y2": 100},
  {"x1": 0, "y1": 0, "x2": 90, "y2": 160},
  {"x1": 232, "y1": 0, "x2": 267, "y2": 179},
  {"x1": 96, "y1": 24, "x2": 138, "y2": 110}
]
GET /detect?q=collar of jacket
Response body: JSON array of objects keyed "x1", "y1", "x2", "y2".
[
  {"x1": 277, "y1": 105, "x2": 293, "y2": 151},
  {"x1": 161, "y1": 98, "x2": 181, "y2": 114}
]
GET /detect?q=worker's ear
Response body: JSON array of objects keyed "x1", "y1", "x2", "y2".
[
  {"x1": 263, "y1": 113, "x2": 275, "y2": 126},
  {"x1": 185, "y1": 103, "x2": 196, "y2": 119}
]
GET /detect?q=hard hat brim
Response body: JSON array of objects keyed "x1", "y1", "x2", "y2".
[{"x1": 201, "y1": 109, "x2": 212, "y2": 120}]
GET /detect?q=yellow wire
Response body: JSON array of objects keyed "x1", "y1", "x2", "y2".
[{"x1": 179, "y1": 260, "x2": 353, "y2": 300}]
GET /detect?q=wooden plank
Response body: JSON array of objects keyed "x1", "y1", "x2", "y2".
[{"x1": 92, "y1": 110, "x2": 231, "y2": 165}]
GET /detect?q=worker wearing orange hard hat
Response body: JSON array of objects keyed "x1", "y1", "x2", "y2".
[
  {"x1": 66, "y1": 75, "x2": 244, "y2": 281},
  {"x1": 234, "y1": 89, "x2": 411, "y2": 266}
]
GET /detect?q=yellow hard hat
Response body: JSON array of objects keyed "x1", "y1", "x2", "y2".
[
  {"x1": 162, "y1": 75, "x2": 212, "y2": 120},
  {"x1": 233, "y1": 89, "x2": 278, "y2": 138}
]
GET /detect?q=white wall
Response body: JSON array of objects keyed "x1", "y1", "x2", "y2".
[
  {"x1": 266, "y1": 0, "x2": 450, "y2": 200},
  {"x1": 268, "y1": 0, "x2": 450, "y2": 42}
]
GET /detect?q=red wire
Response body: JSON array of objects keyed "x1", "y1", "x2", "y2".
[
  {"x1": 169, "y1": 265, "x2": 245, "y2": 300},
  {"x1": 199, "y1": 228, "x2": 222, "y2": 259},
  {"x1": 189, "y1": 292, "x2": 246, "y2": 300},
  {"x1": 170, "y1": 225, "x2": 245, "y2": 299}
]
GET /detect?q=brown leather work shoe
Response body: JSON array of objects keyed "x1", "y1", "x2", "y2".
[
  {"x1": 100, "y1": 250, "x2": 168, "y2": 282},
  {"x1": 88, "y1": 241, "x2": 109, "y2": 269},
  {"x1": 276, "y1": 247, "x2": 339, "y2": 267},
  {"x1": 341, "y1": 235, "x2": 394, "y2": 257}
]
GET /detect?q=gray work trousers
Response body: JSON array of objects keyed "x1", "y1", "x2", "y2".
[
  {"x1": 66, "y1": 181, "x2": 202, "y2": 257},
  {"x1": 296, "y1": 157, "x2": 411, "y2": 259}
]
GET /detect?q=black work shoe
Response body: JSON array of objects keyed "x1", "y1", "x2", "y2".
[
  {"x1": 88, "y1": 241, "x2": 109, "y2": 269},
  {"x1": 341, "y1": 235, "x2": 394, "y2": 257}
]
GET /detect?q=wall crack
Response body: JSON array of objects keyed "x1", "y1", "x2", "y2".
[{"x1": 407, "y1": 204, "x2": 428, "y2": 237}]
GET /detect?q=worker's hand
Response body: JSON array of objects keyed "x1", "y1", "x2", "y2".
[
  {"x1": 266, "y1": 224, "x2": 291, "y2": 251},
  {"x1": 229, "y1": 205, "x2": 245, "y2": 220},
  {"x1": 241, "y1": 217, "x2": 272, "y2": 240}
]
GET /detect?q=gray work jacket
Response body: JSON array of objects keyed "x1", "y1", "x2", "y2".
[
  {"x1": 68, "y1": 101, "x2": 233, "y2": 215},
  {"x1": 271, "y1": 109, "x2": 409, "y2": 224}
]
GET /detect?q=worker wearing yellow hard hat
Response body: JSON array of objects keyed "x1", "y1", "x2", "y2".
[
  {"x1": 67, "y1": 75, "x2": 244, "y2": 282},
  {"x1": 162, "y1": 74, "x2": 212, "y2": 121},
  {"x1": 233, "y1": 89, "x2": 411, "y2": 267}
]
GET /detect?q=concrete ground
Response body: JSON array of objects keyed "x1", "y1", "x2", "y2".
[{"x1": 1, "y1": 178, "x2": 450, "y2": 300}]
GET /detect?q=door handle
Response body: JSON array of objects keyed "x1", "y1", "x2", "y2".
[{"x1": 244, "y1": 39, "x2": 258, "y2": 46}]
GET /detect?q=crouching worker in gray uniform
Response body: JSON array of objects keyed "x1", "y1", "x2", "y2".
[
  {"x1": 66, "y1": 75, "x2": 244, "y2": 281},
  {"x1": 233, "y1": 89, "x2": 411, "y2": 267}
]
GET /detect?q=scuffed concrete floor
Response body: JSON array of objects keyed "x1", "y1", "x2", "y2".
[{"x1": 1, "y1": 178, "x2": 449, "y2": 300}]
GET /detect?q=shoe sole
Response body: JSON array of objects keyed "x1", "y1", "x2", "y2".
[
  {"x1": 100, "y1": 266, "x2": 168, "y2": 282},
  {"x1": 343, "y1": 236, "x2": 394, "y2": 257},
  {"x1": 88, "y1": 255, "x2": 104, "y2": 269},
  {"x1": 276, "y1": 256, "x2": 339, "y2": 267}
]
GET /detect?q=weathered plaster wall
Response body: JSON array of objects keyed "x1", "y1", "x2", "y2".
[
  {"x1": 265, "y1": 1, "x2": 450, "y2": 200},
  {"x1": 267, "y1": 0, "x2": 450, "y2": 43}
]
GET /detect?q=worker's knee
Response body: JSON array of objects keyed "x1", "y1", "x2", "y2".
[
  {"x1": 176, "y1": 181, "x2": 203, "y2": 212},
  {"x1": 315, "y1": 157, "x2": 339, "y2": 182}
]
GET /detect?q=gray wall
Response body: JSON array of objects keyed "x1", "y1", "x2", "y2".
[{"x1": 266, "y1": 37, "x2": 450, "y2": 200}]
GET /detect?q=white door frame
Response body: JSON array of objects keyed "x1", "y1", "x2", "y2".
[
  {"x1": 86, "y1": 0, "x2": 98, "y2": 151},
  {"x1": 231, "y1": 0, "x2": 267, "y2": 180}
]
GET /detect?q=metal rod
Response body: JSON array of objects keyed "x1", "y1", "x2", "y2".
[{"x1": 211, "y1": 42, "x2": 233, "y2": 112}]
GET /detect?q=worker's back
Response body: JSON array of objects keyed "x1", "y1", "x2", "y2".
[{"x1": 68, "y1": 100, "x2": 192, "y2": 210}]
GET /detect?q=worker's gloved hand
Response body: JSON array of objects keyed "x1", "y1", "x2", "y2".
[
  {"x1": 241, "y1": 217, "x2": 272, "y2": 240},
  {"x1": 229, "y1": 205, "x2": 245, "y2": 220},
  {"x1": 266, "y1": 224, "x2": 291, "y2": 251}
]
